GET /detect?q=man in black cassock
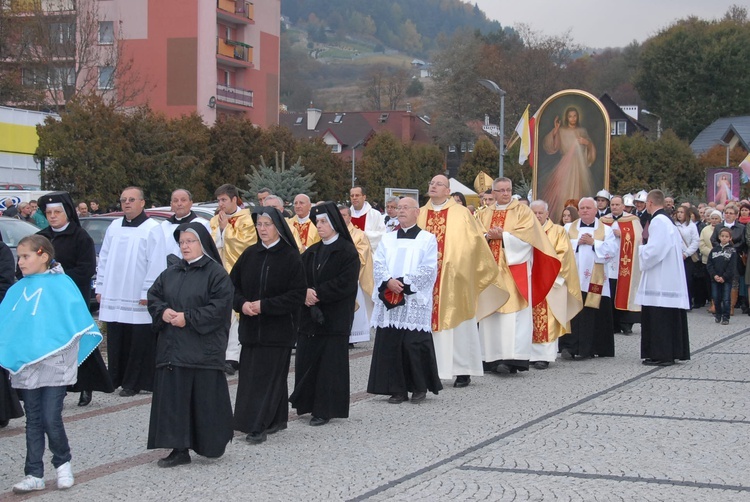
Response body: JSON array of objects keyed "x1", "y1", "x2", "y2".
[
  {"x1": 367, "y1": 196, "x2": 442, "y2": 404},
  {"x1": 289, "y1": 202, "x2": 360, "y2": 427}
]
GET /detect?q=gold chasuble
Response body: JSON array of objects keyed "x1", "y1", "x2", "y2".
[
  {"x1": 599, "y1": 213, "x2": 642, "y2": 312},
  {"x1": 533, "y1": 219, "x2": 583, "y2": 343},
  {"x1": 210, "y1": 209, "x2": 257, "y2": 274},
  {"x1": 476, "y1": 199, "x2": 561, "y2": 314},
  {"x1": 418, "y1": 198, "x2": 509, "y2": 332},
  {"x1": 347, "y1": 223, "x2": 375, "y2": 300},
  {"x1": 287, "y1": 216, "x2": 321, "y2": 252}
]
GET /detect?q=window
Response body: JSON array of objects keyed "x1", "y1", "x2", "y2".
[
  {"x1": 460, "y1": 142, "x2": 467, "y2": 153},
  {"x1": 98, "y1": 66, "x2": 114, "y2": 89},
  {"x1": 611, "y1": 120, "x2": 627, "y2": 136},
  {"x1": 98, "y1": 21, "x2": 114, "y2": 44},
  {"x1": 22, "y1": 68, "x2": 42, "y2": 87},
  {"x1": 448, "y1": 145, "x2": 456, "y2": 153},
  {"x1": 333, "y1": 114, "x2": 343, "y2": 123},
  {"x1": 49, "y1": 66, "x2": 75, "y2": 88},
  {"x1": 331, "y1": 144, "x2": 341, "y2": 153},
  {"x1": 48, "y1": 22, "x2": 75, "y2": 45},
  {"x1": 294, "y1": 117, "x2": 303, "y2": 125}
]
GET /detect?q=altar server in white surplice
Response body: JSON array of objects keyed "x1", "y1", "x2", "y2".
[{"x1": 96, "y1": 187, "x2": 166, "y2": 397}]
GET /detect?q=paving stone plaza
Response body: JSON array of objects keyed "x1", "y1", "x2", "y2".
[{"x1": 1, "y1": 311, "x2": 748, "y2": 501}]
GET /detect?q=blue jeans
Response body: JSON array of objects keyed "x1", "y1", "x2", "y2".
[
  {"x1": 711, "y1": 280, "x2": 732, "y2": 321},
  {"x1": 19, "y1": 386, "x2": 71, "y2": 477}
]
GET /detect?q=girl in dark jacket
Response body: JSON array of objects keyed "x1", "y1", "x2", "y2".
[
  {"x1": 289, "y1": 202, "x2": 360, "y2": 427},
  {"x1": 147, "y1": 222, "x2": 234, "y2": 467},
  {"x1": 231, "y1": 207, "x2": 307, "y2": 444}
]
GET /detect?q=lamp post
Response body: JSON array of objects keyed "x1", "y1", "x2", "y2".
[
  {"x1": 351, "y1": 139, "x2": 364, "y2": 188},
  {"x1": 641, "y1": 109, "x2": 662, "y2": 140},
  {"x1": 717, "y1": 140, "x2": 730, "y2": 167},
  {"x1": 478, "y1": 79, "x2": 506, "y2": 177}
]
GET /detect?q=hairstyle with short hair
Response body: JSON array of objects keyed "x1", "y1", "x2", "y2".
[
  {"x1": 610, "y1": 195, "x2": 624, "y2": 205},
  {"x1": 122, "y1": 186, "x2": 145, "y2": 200},
  {"x1": 337, "y1": 204, "x2": 351, "y2": 215},
  {"x1": 172, "y1": 189, "x2": 193, "y2": 201},
  {"x1": 257, "y1": 187, "x2": 273, "y2": 195},
  {"x1": 647, "y1": 189, "x2": 665, "y2": 206},
  {"x1": 578, "y1": 196, "x2": 595, "y2": 207},
  {"x1": 18, "y1": 234, "x2": 55, "y2": 267},
  {"x1": 90, "y1": 199, "x2": 99, "y2": 205},
  {"x1": 493, "y1": 177, "x2": 512, "y2": 186},
  {"x1": 718, "y1": 227, "x2": 733, "y2": 238},
  {"x1": 484, "y1": 189, "x2": 492, "y2": 195},
  {"x1": 30, "y1": 199, "x2": 38, "y2": 204},
  {"x1": 263, "y1": 195, "x2": 284, "y2": 208},
  {"x1": 530, "y1": 200, "x2": 549, "y2": 211},
  {"x1": 351, "y1": 185, "x2": 367, "y2": 196},
  {"x1": 385, "y1": 196, "x2": 399, "y2": 205},
  {"x1": 215, "y1": 184, "x2": 239, "y2": 200}
]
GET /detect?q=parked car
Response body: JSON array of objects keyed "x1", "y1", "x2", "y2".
[{"x1": 0, "y1": 216, "x2": 40, "y2": 260}]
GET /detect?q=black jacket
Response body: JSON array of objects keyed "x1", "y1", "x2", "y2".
[
  {"x1": 230, "y1": 240, "x2": 307, "y2": 347},
  {"x1": 0, "y1": 241, "x2": 14, "y2": 301},
  {"x1": 710, "y1": 222, "x2": 746, "y2": 250},
  {"x1": 37, "y1": 222, "x2": 96, "y2": 301},
  {"x1": 147, "y1": 255, "x2": 233, "y2": 370},
  {"x1": 707, "y1": 244, "x2": 738, "y2": 282},
  {"x1": 299, "y1": 236, "x2": 360, "y2": 336}
]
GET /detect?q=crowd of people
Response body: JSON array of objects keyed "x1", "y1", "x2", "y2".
[{"x1": 1, "y1": 175, "x2": 745, "y2": 494}]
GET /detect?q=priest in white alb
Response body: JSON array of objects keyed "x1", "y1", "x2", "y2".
[
  {"x1": 350, "y1": 186, "x2": 385, "y2": 251},
  {"x1": 561, "y1": 197, "x2": 619, "y2": 360},
  {"x1": 339, "y1": 205, "x2": 374, "y2": 345}
]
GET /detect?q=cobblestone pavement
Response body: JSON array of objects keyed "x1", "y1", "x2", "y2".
[{"x1": 1, "y1": 310, "x2": 748, "y2": 501}]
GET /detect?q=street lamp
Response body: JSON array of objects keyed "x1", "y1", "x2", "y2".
[
  {"x1": 641, "y1": 109, "x2": 662, "y2": 140},
  {"x1": 717, "y1": 140, "x2": 730, "y2": 167},
  {"x1": 478, "y1": 79, "x2": 506, "y2": 177},
  {"x1": 351, "y1": 139, "x2": 364, "y2": 188}
]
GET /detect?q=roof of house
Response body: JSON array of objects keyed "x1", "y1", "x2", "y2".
[
  {"x1": 599, "y1": 93, "x2": 649, "y2": 133},
  {"x1": 279, "y1": 110, "x2": 432, "y2": 149},
  {"x1": 690, "y1": 116, "x2": 750, "y2": 155}
]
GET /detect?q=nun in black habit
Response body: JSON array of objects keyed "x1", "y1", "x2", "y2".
[
  {"x1": 289, "y1": 202, "x2": 360, "y2": 426},
  {"x1": 37, "y1": 192, "x2": 114, "y2": 406},
  {"x1": 231, "y1": 207, "x2": 307, "y2": 444},
  {"x1": 146, "y1": 222, "x2": 234, "y2": 467}
]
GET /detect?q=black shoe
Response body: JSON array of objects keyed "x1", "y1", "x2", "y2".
[
  {"x1": 0, "y1": 418, "x2": 9, "y2": 428},
  {"x1": 621, "y1": 327, "x2": 633, "y2": 335},
  {"x1": 493, "y1": 363, "x2": 511, "y2": 374},
  {"x1": 246, "y1": 431, "x2": 267, "y2": 444},
  {"x1": 157, "y1": 449, "x2": 191, "y2": 468},
  {"x1": 223, "y1": 362, "x2": 236, "y2": 376},
  {"x1": 560, "y1": 349, "x2": 574, "y2": 360},
  {"x1": 388, "y1": 393, "x2": 409, "y2": 404},
  {"x1": 119, "y1": 388, "x2": 138, "y2": 397},
  {"x1": 309, "y1": 416, "x2": 329, "y2": 426},
  {"x1": 265, "y1": 422, "x2": 288, "y2": 435},
  {"x1": 715, "y1": 317, "x2": 721, "y2": 323},
  {"x1": 642, "y1": 359, "x2": 674, "y2": 366},
  {"x1": 410, "y1": 391, "x2": 427, "y2": 404},
  {"x1": 78, "y1": 391, "x2": 92, "y2": 407},
  {"x1": 721, "y1": 319, "x2": 729, "y2": 325},
  {"x1": 532, "y1": 361, "x2": 549, "y2": 370},
  {"x1": 453, "y1": 375, "x2": 471, "y2": 388}
]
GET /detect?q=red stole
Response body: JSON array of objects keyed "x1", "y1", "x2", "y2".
[{"x1": 351, "y1": 214, "x2": 366, "y2": 231}]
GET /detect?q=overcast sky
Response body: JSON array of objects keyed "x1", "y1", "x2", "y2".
[{"x1": 474, "y1": 0, "x2": 738, "y2": 48}]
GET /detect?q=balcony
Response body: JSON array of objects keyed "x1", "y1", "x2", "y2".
[
  {"x1": 7, "y1": 0, "x2": 76, "y2": 13},
  {"x1": 216, "y1": 0, "x2": 254, "y2": 24},
  {"x1": 216, "y1": 38, "x2": 253, "y2": 68},
  {"x1": 216, "y1": 84, "x2": 253, "y2": 109}
]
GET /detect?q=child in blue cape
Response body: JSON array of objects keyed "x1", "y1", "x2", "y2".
[{"x1": 0, "y1": 235, "x2": 102, "y2": 494}]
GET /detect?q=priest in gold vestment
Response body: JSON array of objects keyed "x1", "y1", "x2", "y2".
[
  {"x1": 477, "y1": 179, "x2": 561, "y2": 375},
  {"x1": 210, "y1": 184, "x2": 257, "y2": 373},
  {"x1": 417, "y1": 175, "x2": 509, "y2": 388},
  {"x1": 529, "y1": 200, "x2": 583, "y2": 369},
  {"x1": 288, "y1": 194, "x2": 321, "y2": 252}
]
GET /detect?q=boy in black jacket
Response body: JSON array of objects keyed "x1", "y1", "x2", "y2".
[{"x1": 707, "y1": 228, "x2": 737, "y2": 325}]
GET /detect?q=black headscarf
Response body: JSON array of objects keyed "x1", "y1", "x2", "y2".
[
  {"x1": 37, "y1": 191, "x2": 79, "y2": 226},
  {"x1": 173, "y1": 221, "x2": 222, "y2": 265},
  {"x1": 251, "y1": 207, "x2": 297, "y2": 249},
  {"x1": 310, "y1": 201, "x2": 353, "y2": 244}
]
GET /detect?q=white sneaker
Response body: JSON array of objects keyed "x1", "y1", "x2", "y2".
[
  {"x1": 56, "y1": 462, "x2": 74, "y2": 489},
  {"x1": 12, "y1": 475, "x2": 45, "y2": 493}
]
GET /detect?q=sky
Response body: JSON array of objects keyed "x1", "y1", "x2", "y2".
[{"x1": 473, "y1": 0, "x2": 740, "y2": 48}]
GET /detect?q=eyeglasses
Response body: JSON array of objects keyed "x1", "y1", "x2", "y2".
[
  {"x1": 428, "y1": 181, "x2": 448, "y2": 187},
  {"x1": 493, "y1": 188, "x2": 512, "y2": 193},
  {"x1": 120, "y1": 197, "x2": 141, "y2": 204},
  {"x1": 178, "y1": 239, "x2": 199, "y2": 246}
]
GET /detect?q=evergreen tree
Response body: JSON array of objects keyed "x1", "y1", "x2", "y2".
[{"x1": 243, "y1": 152, "x2": 317, "y2": 204}]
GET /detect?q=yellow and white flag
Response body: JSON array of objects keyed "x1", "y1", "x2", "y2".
[{"x1": 514, "y1": 105, "x2": 531, "y2": 165}]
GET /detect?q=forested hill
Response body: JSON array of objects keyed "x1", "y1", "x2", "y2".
[{"x1": 282, "y1": 0, "x2": 504, "y2": 55}]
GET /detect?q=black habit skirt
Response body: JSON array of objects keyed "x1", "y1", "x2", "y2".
[
  {"x1": 289, "y1": 333, "x2": 350, "y2": 420},
  {"x1": 234, "y1": 345, "x2": 292, "y2": 434},
  {"x1": 107, "y1": 322, "x2": 156, "y2": 392},
  {"x1": 367, "y1": 327, "x2": 443, "y2": 395},
  {"x1": 70, "y1": 347, "x2": 115, "y2": 393},
  {"x1": 0, "y1": 368, "x2": 23, "y2": 425},
  {"x1": 641, "y1": 306, "x2": 690, "y2": 362},
  {"x1": 609, "y1": 279, "x2": 641, "y2": 329},
  {"x1": 559, "y1": 293, "x2": 615, "y2": 358},
  {"x1": 148, "y1": 366, "x2": 233, "y2": 458}
]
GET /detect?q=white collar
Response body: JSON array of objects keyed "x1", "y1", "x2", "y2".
[
  {"x1": 323, "y1": 234, "x2": 339, "y2": 245},
  {"x1": 495, "y1": 202, "x2": 510, "y2": 210},
  {"x1": 350, "y1": 201, "x2": 372, "y2": 217},
  {"x1": 262, "y1": 238, "x2": 281, "y2": 249},
  {"x1": 296, "y1": 214, "x2": 310, "y2": 224},
  {"x1": 431, "y1": 199, "x2": 448, "y2": 210},
  {"x1": 51, "y1": 222, "x2": 71, "y2": 232},
  {"x1": 187, "y1": 255, "x2": 203, "y2": 264}
]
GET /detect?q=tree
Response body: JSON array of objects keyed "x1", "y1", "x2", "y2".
[
  {"x1": 358, "y1": 132, "x2": 409, "y2": 204},
  {"x1": 208, "y1": 116, "x2": 265, "y2": 191},
  {"x1": 457, "y1": 136, "x2": 498, "y2": 187},
  {"x1": 243, "y1": 152, "x2": 317, "y2": 203},
  {"x1": 0, "y1": 0, "x2": 148, "y2": 111},
  {"x1": 635, "y1": 12, "x2": 750, "y2": 140},
  {"x1": 296, "y1": 139, "x2": 349, "y2": 202},
  {"x1": 360, "y1": 64, "x2": 411, "y2": 110}
]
